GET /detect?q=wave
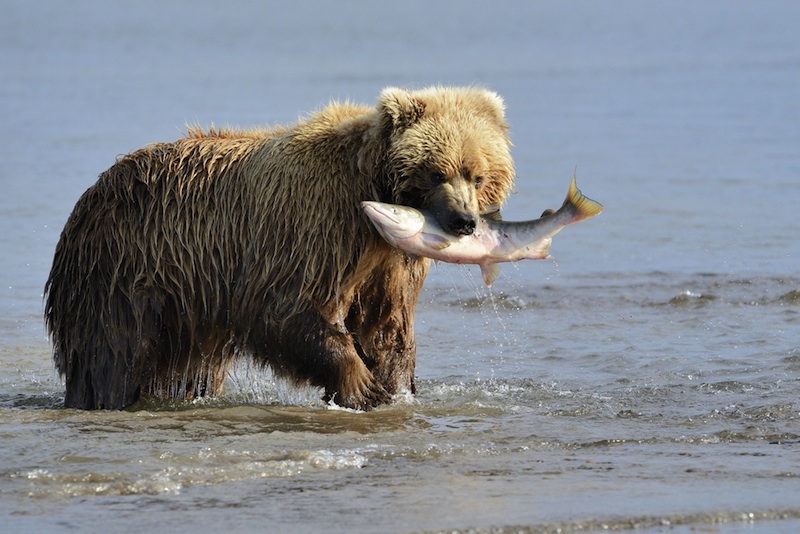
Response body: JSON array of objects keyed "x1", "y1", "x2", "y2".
[
  {"x1": 437, "y1": 508, "x2": 800, "y2": 534},
  {"x1": 424, "y1": 271, "x2": 800, "y2": 309}
]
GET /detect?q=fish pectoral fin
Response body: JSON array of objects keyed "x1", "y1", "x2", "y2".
[
  {"x1": 480, "y1": 263, "x2": 501, "y2": 287},
  {"x1": 420, "y1": 232, "x2": 451, "y2": 251}
]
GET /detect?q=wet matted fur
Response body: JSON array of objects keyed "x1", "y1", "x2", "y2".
[{"x1": 44, "y1": 86, "x2": 516, "y2": 410}]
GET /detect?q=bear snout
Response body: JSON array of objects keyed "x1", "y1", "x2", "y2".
[{"x1": 446, "y1": 212, "x2": 477, "y2": 236}]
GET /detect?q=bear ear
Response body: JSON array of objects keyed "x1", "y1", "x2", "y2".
[
  {"x1": 378, "y1": 87, "x2": 426, "y2": 130},
  {"x1": 483, "y1": 89, "x2": 506, "y2": 112},
  {"x1": 476, "y1": 89, "x2": 509, "y2": 130}
]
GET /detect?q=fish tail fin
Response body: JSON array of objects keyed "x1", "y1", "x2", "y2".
[{"x1": 564, "y1": 174, "x2": 604, "y2": 222}]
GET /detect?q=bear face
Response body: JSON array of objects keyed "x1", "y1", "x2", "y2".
[{"x1": 379, "y1": 87, "x2": 515, "y2": 236}]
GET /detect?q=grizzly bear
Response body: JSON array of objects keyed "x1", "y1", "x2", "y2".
[{"x1": 44, "y1": 86, "x2": 515, "y2": 410}]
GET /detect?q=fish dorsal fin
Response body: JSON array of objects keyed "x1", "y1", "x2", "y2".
[{"x1": 480, "y1": 263, "x2": 501, "y2": 287}]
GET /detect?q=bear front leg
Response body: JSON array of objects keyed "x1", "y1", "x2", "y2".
[
  {"x1": 273, "y1": 311, "x2": 392, "y2": 410},
  {"x1": 345, "y1": 258, "x2": 428, "y2": 398}
]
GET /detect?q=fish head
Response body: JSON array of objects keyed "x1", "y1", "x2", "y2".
[{"x1": 361, "y1": 201, "x2": 425, "y2": 245}]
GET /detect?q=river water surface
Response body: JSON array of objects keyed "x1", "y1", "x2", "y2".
[{"x1": 2, "y1": 1, "x2": 799, "y2": 532}]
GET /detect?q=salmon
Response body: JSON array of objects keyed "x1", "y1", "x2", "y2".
[{"x1": 361, "y1": 176, "x2": 603, "y2": 286}]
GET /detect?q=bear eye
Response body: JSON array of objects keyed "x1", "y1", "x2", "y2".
[
  {"x1": 429, "y1": 171, "x2": 447, "y2": 184},
  {"x1": 474, "y1": 176, "x2": 485, "y2": 188}
]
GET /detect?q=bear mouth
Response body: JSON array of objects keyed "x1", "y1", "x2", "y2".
[{"x1": 434, "y1": 210, "x2": 477, "y2": 237}]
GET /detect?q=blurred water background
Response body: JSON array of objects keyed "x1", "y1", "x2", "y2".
[{"x1": 1, "y1": 1, "x2": 799, "y2": 532}]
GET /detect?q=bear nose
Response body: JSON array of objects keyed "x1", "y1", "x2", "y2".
[{"x1": 448, "y1": 213, "x2": 476, "y2": 236}]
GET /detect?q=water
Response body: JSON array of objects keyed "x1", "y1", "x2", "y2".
[{"x1": 2, "y1": 1, "x2": 799, "y2": 532}]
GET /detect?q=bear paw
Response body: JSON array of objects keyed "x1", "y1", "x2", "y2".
[{"x1": 324, "y1": 370, "x2": 391, "y2": 411}]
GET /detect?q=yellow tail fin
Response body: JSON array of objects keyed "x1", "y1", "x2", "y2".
[{"x1": 565, "y1": 175, "x2": 604, "y2": 221}]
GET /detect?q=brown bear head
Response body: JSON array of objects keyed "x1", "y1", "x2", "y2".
[{"x1": 376, "y1": 86, "x2": 515, "y2": 236}]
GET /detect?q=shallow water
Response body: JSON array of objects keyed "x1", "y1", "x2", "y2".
[{"x1": 2, "y1": 1, "x2": 800, "y2": 533}]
